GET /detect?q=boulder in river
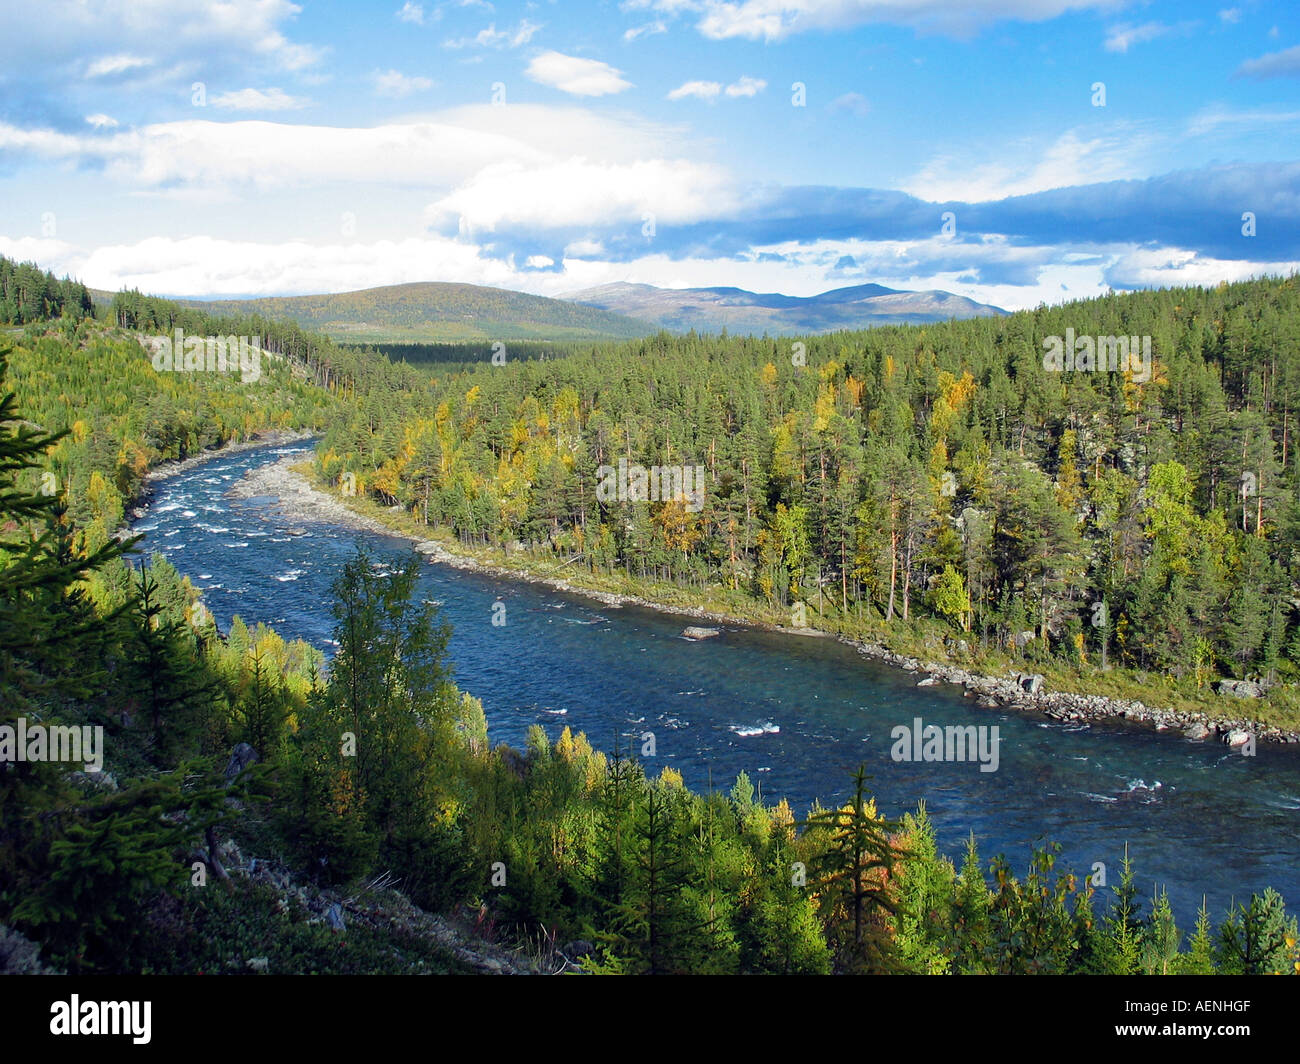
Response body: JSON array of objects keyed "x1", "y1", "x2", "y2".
[
  {"x1": 1223, "y1": 728, "x2": 1254, "y2": 748},
  {"x1": 1183, "y1": 722, "x2": 1212, "y2": 740},
  {"x1": 682, "y1": 626, "x2": 720, "y2": 640}
]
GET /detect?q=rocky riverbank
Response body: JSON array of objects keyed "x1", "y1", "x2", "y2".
[
  {"x1": 845, "y1": 643, "x2": 1300, "y2": 746},
  {"x1": 227, "y1": 454, "x2": 1300, "y2": 748},
  {"x1": 123, "y1": 430, "x2": 318, "y2": 529}
]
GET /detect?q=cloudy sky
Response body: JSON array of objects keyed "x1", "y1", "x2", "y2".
[{"x1": 0, "y1": 0, "x2": 1297, "y2": 309}]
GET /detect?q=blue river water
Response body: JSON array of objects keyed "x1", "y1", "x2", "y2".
[{"x1": 131, "y1": 439, "x2": 1300, "y2": 925}]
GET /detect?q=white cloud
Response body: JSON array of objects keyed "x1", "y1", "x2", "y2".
[
  {"x1": 1104, "y1": 21, "x2": 1171, "y2": 53},
  {"x1": 1237, "y1": 45, "x2": 1300, "y2": 79},
  {"x1": 429, "y1": 103, "x2": 691, "y2": 163},
  {"x1": 445, "y1": 19, "x2": 541, "y2": 48},
  {"x1": 212, "y1": 88, "x2": 310, "y2": 111},
  {"x1": 372, "y1": 70, "x2": 435, "y2": 97},
  {"x1": 85, "y1": 114, "x2": 119, "y2": 129},
  {"x1": 0, "y1": 117, "x2": 551, "y2": 193},
  {"x1": 904, "y1": 129, "x2": 1146, "y2": 202},
  {"x1": 1105, "y1": 246, "x2": 1300, "y2": 290},
  {"x1": 725, "y1": 75, "x2": 766, "y2": 97},
  {"x1": 668, "y1": 80, "x2": 722, "y2": 100},
  {"x1": 0, "y1": 105, "x2": 702, "y2": 205},
  {"x1": 624, "y1": 20, "x2": 668, "y2": 41},
  {"x1": 9, "y1": 1, "x2": 323, "y2": 84},
  {"x1": 525, "y1": 51, "x2": 632, "y2": 96},
  {"x1": 1187, "y1": 104, "x2": 1300, "y2": 136},
  {"x1": 48, "y1": 235, "x2": 521, "y2": 298},
  {"x1": 667, "y1": 77, "x2": 764, "y2": 100},
  {"x1": 396, "y1": 2, "x2": 428, "y2": 24},
  {"x1": 829, "y1": 91, "x2": 870, "y2": 116},
  {"x1": 425, "y1": 157, "x2": 738, "y2": 233},
  {"x1": 641, "y1": 0, "x2": 1116, "y2": 42},
  {"x1": 85, "y1": 54, "x2": 152, "y2": 78},
  {"x1": 1219, "y1": 8, "x2": 1240, "y2": 24}
]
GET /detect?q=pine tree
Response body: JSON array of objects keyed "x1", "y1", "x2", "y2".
[{"x1": 802, "y1": 765, "x2": 904, "y2": 973}]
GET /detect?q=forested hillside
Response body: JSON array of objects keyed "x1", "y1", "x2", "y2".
[
  {"x1": 0, "y1": 258, "x2": 94, "y2": 325},
  {"x1": 3, "y1": 264, "x2": 1299, "y2": 977},
  {"x1": 312, "y1": 275, "x2": 1300, "y2": 715},
  {"x1": 179, "y1": 281, "x2": 655, "y2": 344}
]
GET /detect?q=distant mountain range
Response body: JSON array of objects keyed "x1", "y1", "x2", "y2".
[
  {"x1": 173, "y1": 282, "x2": 654, "y2": 344},
  {"x1": 564, "y1": 282, "x2": 1007, "y2": 335},
  {"x1": 92, "y1": 278, "x2": 1006, "y2": 343}
]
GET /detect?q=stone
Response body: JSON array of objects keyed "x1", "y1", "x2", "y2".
[
  {"x1": 223, "y1": 742, "x2": 259, "y2": 784},
  {"x1": 1013, "y1": 630, "x2": 1036, "y2": 649},
  {"x1": 1016, "y1": 673, "x2": 1045, "y2": 695},
  {"x1": 1224, "y1": 728, "x2": 1254, "y2": 748},
  {"x1": 325, "y1": 903, "x2": 346, "y2": 932},
  {"x1": 247, "y1": 957, "x2": 269, "y2": 973},
  {"x1": 1184, "y1": 722, "x2": 1211, "y2": 740},
  {"x1": 682, "y1": 626, "x2": 720, "y2": 640},
  {"x1": 916, "y1": 676, "x2": 939, "y2": 687},
  {"x1": 1218, "y1": 679, "x2": 1265, "y2": 699},
  {"x1": 563, "y1": 940, "x2": 595, "y2": 959}
]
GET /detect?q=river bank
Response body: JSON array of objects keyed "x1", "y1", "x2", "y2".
[
  {"x1": 118, "y1": 429, "x2": 318, "y2": 537},
  {"x1": 226, "y1": 452, "x2": 1300, "y2": 747}
]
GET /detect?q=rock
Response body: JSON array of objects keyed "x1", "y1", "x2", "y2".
[
  {"x1": 563, "y1": 940, "x2": 595, "y2": 959},
  {"x1": 1184, "y1": 722, "x2": 1212, "y2": 740},
  {"x1": 223, "y1": 742, "x2": 259, "y2": 784},
  {"x1": 1224, "y1": 728, "x2": 1254, "y2": 748},
  {"x1": 1013, "y1": 630, "x2": 1036, "y2": 649},
  {"x1": 916, "y1": 676, "x2": 939, "y2": 687},
  {"x1": 247, "y1": 957, "x2": 269, "y2": 973},
  {"x1": 325, "y1": 903, "x2": 346, "y2": 932},
  {"x1": 67, "y1": 769, "x2": 118, "y2": 792},
  {"x1": 1218, "y1": 679, "x2": 1265, "y2": 699},
  {"x1": 0, "y1": 923, "x2": 58, "y2": 975},
  {"x1": 1016, "y1": 673, "x2": 1045, "y2": 695},
  {"x1": 682, "y1": 626, "x2": 720, "y2": 640},
  {"x1": 977, "y1": 696, "x2": 1000, "y2": 709}
]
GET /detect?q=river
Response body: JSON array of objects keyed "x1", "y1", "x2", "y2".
[{"x1": 131, "y1": 438, "x2": 1300, "y2": 925}]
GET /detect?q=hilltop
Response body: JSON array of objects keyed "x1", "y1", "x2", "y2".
[
  {"x1": 565, "y1": 281, "x2": 1007, "y2": 335},
  {"x1": 172, "y1": 282, "x2": 655, "y2": 343}
]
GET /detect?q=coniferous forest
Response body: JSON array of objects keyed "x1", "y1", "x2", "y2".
[{"x1": 2, "y1": 255, "x2": 1299, "y2": 979}]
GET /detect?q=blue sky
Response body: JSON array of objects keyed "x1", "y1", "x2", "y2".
[{"x1": 0, "y1": 0, "x2": 1297, "y2": 309}]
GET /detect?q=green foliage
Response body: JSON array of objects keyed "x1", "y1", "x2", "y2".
[
  {"x1": 1217, "y1": 888, "x2": 1299, "y2": 975},
  {"x1": 6, "y1": 262, "x2": 1300, "y2": 976}
]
